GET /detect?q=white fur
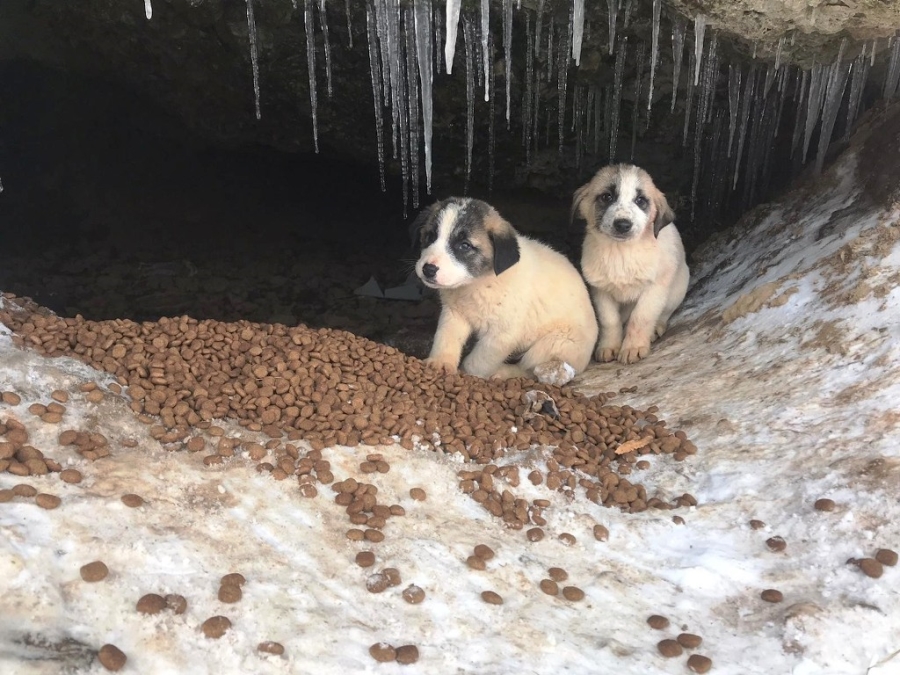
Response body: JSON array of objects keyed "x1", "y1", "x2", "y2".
[{"x1": 576, "y1": 164, "x2": 690, "y2": 365}]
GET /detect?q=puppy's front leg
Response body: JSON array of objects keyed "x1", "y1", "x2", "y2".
[
  {"x1": 591, "y1": 288, "x2": 623, "y2": 362},
  {"x1": 619, "y1": 283, "x2": 669, "y2": 364},
  {"x1": 426, "y1": 308, "x2": 471, "y2": 372},
  {"x1": 461, "y1": 335, "x2": 514, "y2": 379}
]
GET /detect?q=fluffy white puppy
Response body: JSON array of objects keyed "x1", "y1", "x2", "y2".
[
  {"x1": 412, "y1": 197, "x2": 597, "y2": 385},
  {"x1": 572, "y1": 164, "x2": 689, "y2": 365}
]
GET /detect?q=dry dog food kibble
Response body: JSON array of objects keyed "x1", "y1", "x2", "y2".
[
  {"x1": 473, "y1": 544, "x2": 495, "y2": 560},
  {"x1": 1, "y1": 392, "x2": 21, "y2": 405},
  {"x1": 677, "y1": 633, "x2": 703, "y2": 649},
  {"x1": 366, "y1": 573, "x2": 390, "y2": 593},
  {"x1": 219, "y1": 584, "x2": 242, "y2": 603},
  {"x1": 258, "y1": 641, "x2": 285, "y2": 656},
  {"x1": 558, "y1": 533, "x2": 577, "y2": 546},
  {"x1": 356, "y1": 551, "x2": 376, "y2": 568},
  {"x1": 672, "y1": 515, "x2": 685, "y2": 525},
  {"x1": 856, "y1": 558, "x2": 884, "y2": 578},
  {"x1": 166, "y1": 594, "x2": 188, "y2": 614},
  {"x1": 687, "y1": 654, "x2": 713, "y2": 673},
  {"x1": 121, "y1": 494, "x2": 144, "y2": 508},
  {"x1": 540, "y1": 579, "x2": 559, "y2": 595},
  {"x1": 136, "y1": 593, "x2": 167, "y2": 615},
  {"x1": 35, "y1": 493, "x2": 61, "y2": 509},
  {"x1": 409, "y1": 488, "x2": 426, "y2": 501},
  {"x1": 369, "y1": 642, "x2": 396, "y2": 663},
  {"x1": 548, "y1": 567, "x2": 568, "y2": 582},
  {"x1": 80, "y1": 561, "x2": 109, "y2": 582},
  {"x1": 760, "y1": 589, "x2": 783, "y2": 603},
  {"x1": 875, "y1": 549, "x2": 898, "y2": 567},
  {"x1": 201, "y1": 616, "x2": 232, "y2": 639},
  {"x1": 647, "y1": 615, "x2": 669, "y2": 630},
  {"x1": 221, "y1": 573, "x2": 246, "y2": 587},
  {"x1": 13, "y1": 484, "x2": 37, "y2": 497},
  {"x1": 97, "y1": 644, "x2": 127, "y2": 671},
  {"x1": 396, "y1": 645, "x2": 419, "y2": 665},
  {"x1": 481, "y1": 590, "x2": 503, "y2": 605},
  {"x1": 749, "y1": 520, "x2": 765, "y2": 530},
  {"x1": 526, "y1": 528, "x2": 544, "y2": 542},
  {"x1": 466, "y1": 556, "x2": 487, "y2": 571},
  {"x1": 766, "y1": 536, "x2": 787, "y2": 552},
  {"x1": 59, "y1": 469, "x2": 82, "y2": 484},
  {"x1": 562, "y1": 586, "x2": 584, "y2": 601},
  {"x1": 593, "y1": 524, "x2": 609, "y2": 542},
  {"x1": 814, "y1": 498, "x2": 835, "y2": 512},
  {"x1": 657, "y1": 639, "x2": 683, "y2": 657},
  {"x1": 402, "y1": 584, "x2": 425, "y2": 604},
  {"x1": 0, "y1": 489, "x2": 13, "y2": 502}
]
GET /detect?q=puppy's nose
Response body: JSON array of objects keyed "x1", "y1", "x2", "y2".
[
  {"x1": 613, "y1": 219, "x2": 632, "y2": 234},
  {"x1": 422, "y1": 263, "x2": 438, "y2": 280}
]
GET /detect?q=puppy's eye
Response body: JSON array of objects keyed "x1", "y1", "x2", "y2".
[
  {"x1": 635, "y1": 195, "x2": 649, "y2": 209},
  {"x1": 455, "y1": 240, "x2": 474, "y2": 252},
  {"x1": 598, "y1": 193, "x2": 613, "y2": 204}
]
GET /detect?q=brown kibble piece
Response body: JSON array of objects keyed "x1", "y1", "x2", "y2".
[
  {"x1": 814, "y1": 498, "x2": 835, "y2": 512},
  {"x1": 221, "y1": 573, "x2": 246, "y2": 587},
  {"x1": 766, "y1": 536, "x2": 786, "y2": 552},
  {"x1": 539, "y1": 579, "x2": 559, "y2": 595},
  {"x1": 547, "y1": 567, "x2": 568, "y2": 582},
  {"x1": 657, "y1": 639, "x2": 683, "y2": 657},
  {"x1": 346, "y1": 528, "x2": 365, "y2": 541},
  {"x1": 1, "y1": 392, "x2": 22, "y2": 405},
  {"x1": 481, "y1": 590, "x2": 503, "y2": 605},
  {"x1": 409, "y1": 487, "x2": 426, "y2": 501},
  {"x1": 201, "y1": 616, "x2": 231, "y2": 639},
  {"x1": 366, "y1": 573, "x2": 390, "y2": 593},
  {"x1": 0, "y1": 489, "x2": 13, "y2": 502},
  {"x1": 562, "y1": 586, "x2": 584, "y2": 601},
  {"x1": 219, "y1": 584, "x2": 242, "y2": 603},
  {"x1": 59, "y1": 469, "x2": 82, "y2": 484},
  {"x1": 13, "y1": 484, "x2": 37, "y2": 497},
  {"x1": 369, "y1": 642, "x2": 396, "y2": 663},
  {"x1": 466, "y1": 555, "x2": 487, "y2": 571},
  {"x1": 80, "y1": 561, "x2": 109, "y2": 582},
  {"x1": 97, "y1": 644, "x2": 127, "y2": 671},
  {"x1": 558, "y1": 532, "x2": 577, "y2": 546},
  {"x1": 473, "y1": 544, "x2": 494, "y2": 560},
  {"x1": 749, "y1": 519, "x2": 765, "y2": 530},
  {"x1": 402, "y1": 584, "x2": 425, "y2": 604},
  {"x1": 875, "y1": 549, "x2": 898, "y2": 567},
  {"x1": 365, "y1": 529, "x2": 385, "y2": 543},
  {"x1": 672, "y1": 515, "x2": 685, "y2": 525},
  {"x1": 647, "y1": 615, "x2": 669, "y2": 630},
  {"x1": 677, "y1": 633, "x2": 703, "y2": 649},
  {"x1": 526, "y1": 527, "x2": 544, "y2": 542},
  {"x1": 121, "y1": 494, "x2": 144, "y2": 508},
  {"x1": 35, "y1": 493, "x2": 61, "y2": 509},
  {"x1": 356, "y1": 551, "x2": 376, "y2": 568},
  {"x1": 760, "y1": 589, "x2": 784, "y2": 603},
  {"x1": 593, "y1": 524, "x2": 609, "y2": 541},
  {"x1": 396, "y1": 645, "x2": 419, "y2": 665},
  {"x1": 51, "y1": 390, "x2": 69, "y2": 403},
  {"x1": 258, "y1": 641, "x2": 285, "y2": 656},
  {"x1": 382, "y1": 568, "x2": 402, "y2": 587},
  {"x1": 856, "y1": 558, "x2": 884, "y2": 578},
  {"x1": 687, "y1": 654, "x2": 713, "y2": 673},
  {"x1": 166, "y1": 594, "x2": 188, "y2": 614},
  {"x1": 136, "y1": 593, "x2": 167, "y2": 615}
]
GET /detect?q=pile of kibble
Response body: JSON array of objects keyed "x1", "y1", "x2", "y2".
[{"x1": 0, "y1": 293, "x2": 697, "y2": 514}]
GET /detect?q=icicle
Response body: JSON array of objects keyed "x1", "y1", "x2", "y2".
[
  {"x1": 671, "y1": 20, "x2": 685, "y2": 113},
  {"x1": 622, "y1": 0, "x2": 637, "y2": 31},
  {"x1": 480, "y1": 0, "x2": 490, "y2": 101},
  {"x1": 395, "y1": 4, "x2": 410, "y2": 215},
  {"x1": 246, "y1": 0, "x2": 262, "y2": 120},
  {"x1": 727, "y1": 64, "x2": 742, "y2": 157},
  {"x1": 609, "y1": 36, "x2": 627, "y2": 161},
  {"x1": 534, "y1": 0, "x2": 545, "y2": 66},
  {"x1": 404, "y1": 6, "x2": 421, "y2": 208},
  {"x1": 572, "y1": 0, "x2": 585, "y2": 67},
  {"x1": 682, "y1": 42, "x2": 696, "y2": 146},
  {"x1": 871, "y1": 39, "x2": 877, "y2": 67},
  {"x1": 790, "y1": 68, "x2": 809, "y2": 159},
  {"x1": 464, "y1": 15, "x2": 475, "y2": 194},
  {"x1": 523, "y1": 13, "x2": 534, "y2": 155},
  {"x1": 752, "y1": 41, "x2": 758, "y2": 60},
  {"x1": 593, "y1": 86, "x2": 602, "y2": 156},
  {"x1": 375, "y1": 0, "x2": 391, "y2": 104},
  {"x1": 546, "y1": 20, "x2": 555, "y2": 84},
  {"x1": 692, "y1": 35, "x2": 717, "y2": 219},
  {"x1": 844, "y1": 45, "x2": 868, "y2": 140},
  {"x1": 631, "y1": 42, "x2": 646, "y2": 161},
  {"x1": 732, "y1": 66, "x2": 756, "y2": 189},
  {"x1": 318, "y1": 0, "x2": 334, "y2": 98},
  {"x1": 693, "y1": 15, "x2": 707, "y2": 86},
  {"x1": 647, "y1": 0, "x2": 661, "y2": 113},
  {"x1": 815, "y1": 44, "x2": 851, "y2": 173},
  {"x1": 345, "y1": 0, "x2": 353, "y2": 48},
  {"x1": 300, "y1": 3, "x2": 322, "y2": 151},
  {"x1": 884, "y1": 38, "x2": 900, "y2": 100},
  {"x1": 503, "y1": 0, "x2": 513, "y2": 124},
  {"x1": 488, "y1": 35, "x2": 496, "y2": 193},
  {"x1": 365, "y1": 2, "x2": 386, "y2": 190},
  {"x1": 774, "y1": 35, "x2": 784, "y2": 71},
  {"x1": 606, "y1": 0, "x2": 617, "y2": 56},
  {"x1": 558, "y1": 5, "x2": 572, "y2": 151},
  {"x1": 414, "y1": 0, "x2": 434, "y2": 193},
  {"x1": 144, "y1": 0, "x2": 152, "y2": 20},
  {"x1": 445, "y1": 0, "x2": 460, "y2": 74},
  {"x1": 434, "y1": 5, "x2": 444, "y2": 75},
  {"x1": 802, "y1": 63, "x2": 826, "y2": 164},
  {"x1": 574, "y1": 86, "x2": 584, "y2": 169}
]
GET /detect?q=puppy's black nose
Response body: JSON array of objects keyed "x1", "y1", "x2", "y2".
[
  {"x1": 613, "y1": 219, "x2": 632, "y2": 234},
  {"x1": 422, "y1": 263, "x2": 438, "y2": 280}
]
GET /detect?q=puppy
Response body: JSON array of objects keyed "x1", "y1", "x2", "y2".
[
  {"x1": 572, "y1": 164, "x2": 689, "y2": 365},
  {"x1": 412, "y1": 197, "x2": 598, "y2": 384}
]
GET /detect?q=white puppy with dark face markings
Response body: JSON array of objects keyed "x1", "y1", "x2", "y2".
[
  {"x1": 412, "y1": 197, "x2": 598, "y2": 385},
  {"x1": 572, "y1": 164, "x2": 689, "y2": 365}
]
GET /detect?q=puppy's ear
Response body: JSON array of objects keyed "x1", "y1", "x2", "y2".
[
  {"x1": 570, "y1": 183, "x2": 591, "y2": 229},
  {"x1": 653, "y1": 192, "x2": 676, "y2": 238},
  {"x1": 408, "y1": 202, "x2": 439, "y2": 247},
  {"x1": 489, "y1": 221, "x2": 520, "y2": 276}
]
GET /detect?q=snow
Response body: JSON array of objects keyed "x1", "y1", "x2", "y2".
[
  {"x1": 144, "y1": 0, "x2": 152, "y2": 21},
  {"x1": 3, "y1": 134, "x2": 900, "y2": 674}
]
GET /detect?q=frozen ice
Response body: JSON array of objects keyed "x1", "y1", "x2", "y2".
[
  {"x1": 246, "y1": 0, "x2": 261, "y2": 121},
  {"x1": 414, "y1": 0, "x2": 434, "y2": 193},
  {"x1": 464, "y1": 14, "x2": 475, "y2": 194},
  {"x1": 318, "y1": 0, "x2": 333, "y2": 98},
  {"x1": 572, "y1": 0, "x2": 584, "y2": 67},
  {"x1": 606, "y1": 0, "x2": 617, "y2": 56},
  {"x1": 365, "y1": 2, "x2": 386, "y2": 190},
  {"x1": 144, "y1": 0, "x2": 152, "y2": 20},
  {"x1": 445, "y1": 0, "x2": 460, "y2": 74},
  {"x1": 503, "y1": 0, "x2": 513, "y2": 124},
  {"x1": 481, "y1": 0, "x2": 490, "y2": 101},
  {"x1": 609, "y1": 36, "x2": 627, "y2": 161},
  {"x1": 647, "y1": 0, "x2": 661, "y2": 112},
  {"x1": 670, "y1": 19, "x2": 685, "y2": 113}
]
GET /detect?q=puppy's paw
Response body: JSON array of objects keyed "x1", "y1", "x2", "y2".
[
  {"x1": 651, "y1": 322, "x2": 668, "y2": 342},
  {"x1": 425, "y1": 357, "x2": 458, "y2": 374},
  {"x1": 618, "y1": 341, "x2": 650, "y2": 364},
  {"x1": 595, "y1": 345, "x2": 619, "y2": 362}
]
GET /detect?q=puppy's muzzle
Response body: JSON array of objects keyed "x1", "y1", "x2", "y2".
[
  {"x1": 613, "y1": 219, "x2": 632, "y2": 235},
  {"x1": 422, "y1": 263, "x2": 438, "y2": 281}
]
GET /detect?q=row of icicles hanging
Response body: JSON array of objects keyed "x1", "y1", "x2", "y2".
[{"x1": 140, "y1": 1, "x2": 900, "y2": 220}]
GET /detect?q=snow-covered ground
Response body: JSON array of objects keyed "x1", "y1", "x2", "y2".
[{"x1": 2, "y1": 114, "x2": 900, "y2": 674}]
